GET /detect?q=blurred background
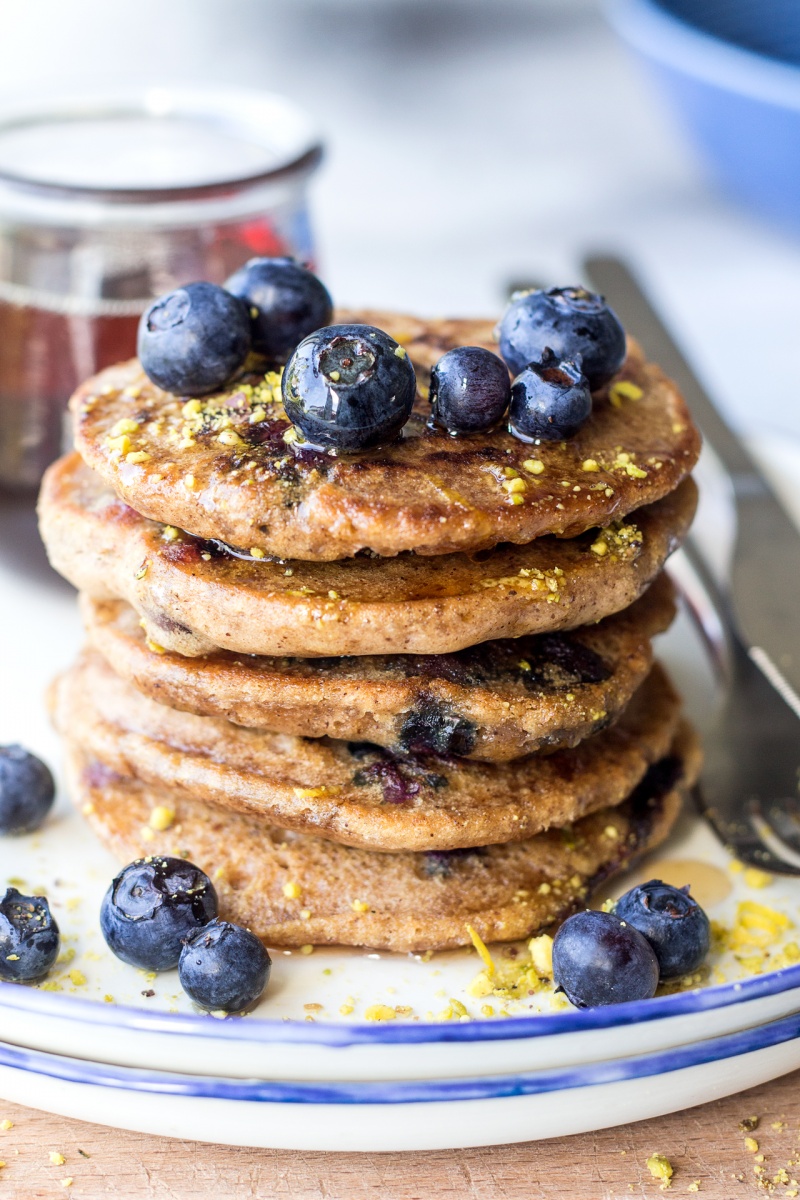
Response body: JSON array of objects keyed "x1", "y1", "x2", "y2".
[{"x1": 0, "y1": 0, "x2": 799, "y2": 447}]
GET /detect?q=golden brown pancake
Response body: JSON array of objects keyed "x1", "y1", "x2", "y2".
[
  {"x1": 39, "y1": 453, "x2": 696, "y2": 657},
  {"x1": 69, "y1": 311, "x2": 701, "y2": 561},
  {"x1": 53, "y1": 652, "x2": 683, "y2": 853},
  {"x1": 65, "y1": 730, "x2": 697, "y2": 952},
  {"x1": 80, "y1": 573, "x2": 675, "y2": 762}
]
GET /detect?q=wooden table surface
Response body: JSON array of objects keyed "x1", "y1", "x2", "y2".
[{"x1": 0, "y1": 1073, "x2": 798, "y2": 1199}]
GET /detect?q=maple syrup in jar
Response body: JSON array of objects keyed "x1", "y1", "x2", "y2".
[{"x1": 0, "y1": 88, "x2": 322, "y2": 488}]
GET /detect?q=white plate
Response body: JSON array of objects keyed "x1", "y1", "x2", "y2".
[
  {"x1": 1, "y1": 1010, "x2": 799, "y2": 1150},
  {"x1": 1, "y1": 434, "x2": 800, "y2": 1103}
]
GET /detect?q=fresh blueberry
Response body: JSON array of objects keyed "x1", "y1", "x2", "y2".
[
  {"x1": 497, "y1": 286, "x2": 626, "y2": 389},
  {"x1": 508, "y1": 349, "x2": 592, "y2": 442},
  {"x1": 138, "y1": 282, "x2": 251, "y2": 396},
  {"x1": 0, "y1": 745, "x2": 55, "y2": 835},
  {"x1": 282, "y1": 323, "x2": 417, "y2": 452},
  {"x1": 614, "y1": 880, "x2": 710, "y2": 979},
  {"x1": 429, "y1": 346, "x2": 511, "y2": 434},
  {"x1": 100, "y1": 856, "x2": 218, "y2": 971},
  {"x1": 552, "y1": 909, "x2": 659, "y2": 1008},
  {"x1": 224, "y1": 257, "x2": 333, "y2": 364},
  {"x1": 178, "y1": 919, "x2": 271, "y2": 1012},
  {"x1": 0, "y1": 888, "x2": 60, "y2": 982}
]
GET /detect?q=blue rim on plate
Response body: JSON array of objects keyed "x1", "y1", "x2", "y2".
[
  {"x1": 2, "y1": 963, "x2": 800, "y2": 1047},
  {"x1": 0, "y1": 1008, "x2": 798, "y2": 1103}
]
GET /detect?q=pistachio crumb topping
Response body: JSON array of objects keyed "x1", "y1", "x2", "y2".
[
  {"x1": 218, "y1": 429, "x2": 244, "y2": 447},
  {"x1": 589, "y1": 521, "x2": 643, "y2": 562},
  {"x1": 646, "y1": 1154, "x2": 673, "y2": 1188},
  {"x1": 466, "y1": 924, "x2": 495, "y2": 975},
  {"x1": 365, "y1": 1004, "x2": 397, "y2": 1021},
  {"x1": 106, "y1": 434, "x2": 131, "y2": 456},
  {"x1": 110, "y1": 418, "x2": 140, "y2": 437},
  {"x1": 612, "y1": 450, "x2": 648, "y2": 479},
  {"x1": 744, "y1": 868, "x2": 773, "y2": 889},
  {"x1": 528, "y1": 934, "x2": 553, "y2": 978},
  {"x1": 609, "y1": 380, "x2": 643, "y2": 406},
  {"x1": 148, "y1": 806, "x2": 175, "y2": 832}
]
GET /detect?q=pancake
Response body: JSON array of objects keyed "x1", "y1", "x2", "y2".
[
  {"x1": 53, "y1": 652, "x2": 683, "y2": 852},
  {"x1": 65, "y1": 731, "x2": 697, "y2": 952},
  {"x1": 69, "y1": 311, "x2": 701, "y2": 562},
  {"x1": 39, "y1": 453, "x2": 696, "y2": 657},
  {"x1": 80, "y1": 573, "x2": 675, "y2": 762}
]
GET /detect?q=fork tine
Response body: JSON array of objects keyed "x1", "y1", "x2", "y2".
[
  {"x1": 751, "y1": 798, "x2": 800, "y2": 866},
  {"x1": 695, "y1": 788, "x2": 800, "y2": 876}
]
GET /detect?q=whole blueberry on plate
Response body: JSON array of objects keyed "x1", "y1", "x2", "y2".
[
  {"x1": 614, "y1": 879, "x2": 710, "y2": 978},
  {"x1": 282, "y1": 323, "x2": 417, "y2": 451},
  {"x1": 138, "y1": 281, "x2": 251, "y2": 396},
  {"x1": 508, "y1": 350, "x2": 592, "y2": 441},
  {"x1": 179, "y1": 919, "x2": 272, "y2": 1013},
  {"x1": 0, "y1": 887, "x2": 60, "y2": 982},
  {"x1": 552, "y1": 909, "x2": 659, "y2": 1008},
  {"x1": 429, "y1": 346, "x2": 511, "y2": 433},
  {"x1": 497, "y1": 286, "x2": 626, "y2": 389},
  {"x1": 224, "y1": 256, "x2": 333, "y2": 364},
  {"x1": 0, "y1": 744, "x2": 55, "y2": 835},
  {"x1": 100, "y1": 856, "x2": 218, "y2": 971}
]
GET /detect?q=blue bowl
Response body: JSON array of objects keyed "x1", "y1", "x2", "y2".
[{"x1": 606, "y1": 0, "x2": 800, "y2": 228}]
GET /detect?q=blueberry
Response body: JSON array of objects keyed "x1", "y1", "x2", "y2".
[
  {"x1": 614, "y1": 880, "x2": 710, "y2": 979},
  {"x1": 178, "y1": 919, "x2": 271, "y2": 1012},
  {"x1": 282, "y1": 324, "x2": 417, "y2": 452},
  {"x1": 552, "y1": 909, "x2": 659, "y2": 1008},
  {"x1": 224, "y1": 257, "x2": 333, "y2": 364},
  {"x1": 497, "y1": 286, "x2": 626, "y2": 389},
  {"x1": 508, "y1": 350, "x2": 592, "y2": 442},
  {"x1": 429, "y1": 346, "x2": 511, "y2": 434},
  {"x1": 100, "y1": 856, "x2": 218, "y2": 972},
  {"x1": 138, "y1": 282, "x2": 251, "y2": 396},
  {"x1": 0, "y1": 888, "x2": 60, "y2": 982},
  {"x1": 0, "y1": 745, "x2": 55, "y2": 835}
]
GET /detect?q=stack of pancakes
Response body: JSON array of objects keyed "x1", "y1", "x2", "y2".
[{"x1": 39, "y1": 309, "x2": 702, "y2": 954}]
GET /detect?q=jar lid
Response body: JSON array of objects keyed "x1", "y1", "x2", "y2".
[{"x1": 0, "y1": 86, "x2": 322, "y2": 203}]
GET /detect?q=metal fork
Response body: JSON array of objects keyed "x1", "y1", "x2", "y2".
[
  {"x1": 669, "y1": 540, "x2": 800, "y2": 874},
  {"x1": 584, "y1": 256, "x2": 800, "y2": 874}
]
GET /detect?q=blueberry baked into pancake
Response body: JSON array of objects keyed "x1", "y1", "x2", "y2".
[{"x1": 40, "y1": 258, "x2": 702, "y2": 964}]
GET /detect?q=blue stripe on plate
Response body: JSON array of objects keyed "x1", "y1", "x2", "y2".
[
  {"x1": 2, "y1": 963, "x2": 800, "y2": 1047},
  {"x1": 0, "y1": 1009, "x2": 798, "y2": 1104}
]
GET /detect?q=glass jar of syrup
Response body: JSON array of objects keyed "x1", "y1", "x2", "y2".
[{"x1": 0, "y1": 87, "x2": 323, "y2": 489}]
